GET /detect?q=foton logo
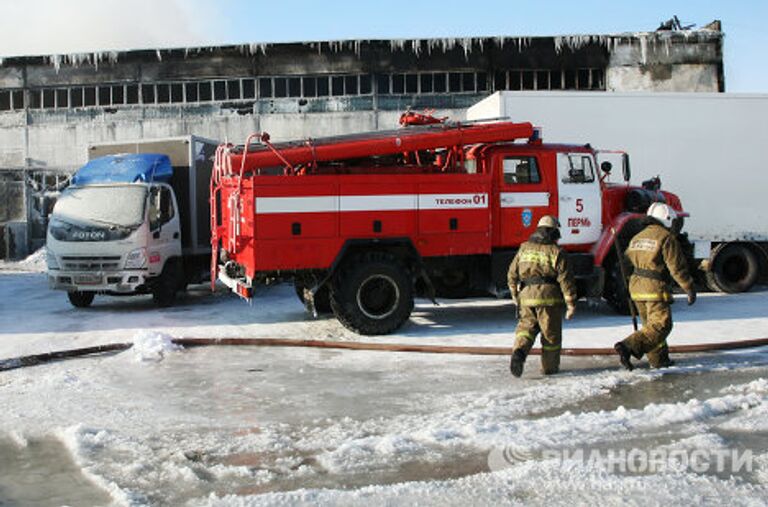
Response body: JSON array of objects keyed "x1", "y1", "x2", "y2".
[{"x1": 72, "y1": 230, "x2": 106, "y2": 241}]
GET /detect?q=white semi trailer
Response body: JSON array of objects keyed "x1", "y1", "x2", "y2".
[{"x1": 468, "y1": 91, "x2": 768, "y2": 293}]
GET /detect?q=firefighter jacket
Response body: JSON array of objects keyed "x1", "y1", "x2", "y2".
[
  {"x1": 625, "y1": 221, "x2": 694, "y2": 303},
  {"x1": 508, "y1": 229, "x2": 577, "y2": 307}
]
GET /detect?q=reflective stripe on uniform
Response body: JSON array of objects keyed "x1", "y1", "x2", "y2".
[
  {"x1": 520, "y1": 297, "x2": 564, "y2": 306},
  {"x1": 630, "y1": 292, "x2": 671, "y2": 302},
  {"x1": 541, "y1": 343, "x2": 561, "y2": 351},
  {"x1": 516, "y1": 331, "x2": 535, "y2": 342},
  {"x1": 519, "y1": 251, "x2": 556, "y2": 268}
]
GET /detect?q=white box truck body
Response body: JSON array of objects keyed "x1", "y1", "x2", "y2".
[
  {"x1": 468, "y1": 91, "x2": 768, "y2": 292},
  {"x1": 45, "y1": 136, "x2": 218, "y2": 307}
]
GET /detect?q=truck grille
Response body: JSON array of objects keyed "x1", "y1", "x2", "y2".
[{"x1": 61, "y1": 256, "x2": 122, "y2": 271}]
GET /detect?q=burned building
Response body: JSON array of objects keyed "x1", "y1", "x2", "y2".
[{"x1": 0, "y1": 21, "x2": 724, "y2": 258}]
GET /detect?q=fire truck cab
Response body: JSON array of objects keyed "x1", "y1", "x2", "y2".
[{"x1": 211, "y1": 115, "x2": 685, "y2": 335}]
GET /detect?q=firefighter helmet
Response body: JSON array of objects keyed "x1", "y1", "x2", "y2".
[
  {"x1": 537, "y1": 215, "x2": 561, "y2": 229},
  {"x1": 646, "y1": 202, "x2": 678, "y2": 229}
]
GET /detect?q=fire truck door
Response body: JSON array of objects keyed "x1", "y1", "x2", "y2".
[
  {"x1": 495, "y1": 154, "x2": 552, "y2": 246},
  {"x1": 556, "y1": 152, "x2": 602, "y2": 245}
]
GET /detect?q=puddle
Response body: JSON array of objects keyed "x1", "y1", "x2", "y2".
[{"x1": 0, "y1": 436, "x2": 113, "y2": 507}]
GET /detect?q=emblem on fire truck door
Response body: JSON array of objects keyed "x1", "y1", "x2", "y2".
[{"x1": 521, "y1": 209, "x2": 533, "y2": 228}]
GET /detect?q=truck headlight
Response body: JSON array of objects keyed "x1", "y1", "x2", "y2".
[
  {"x1": 46, "y1": 249, "x2": 60, "y2": 270},
  {"x1": 125, "y1": 248, "x2": 147, "y2": 269}
]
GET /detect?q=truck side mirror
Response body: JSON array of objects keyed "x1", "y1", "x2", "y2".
[
  {"x1": 600, "y1": 161, "x2": 613, "y2": 174},
  {"x1": 622, "y1": 153, "x2": 631, "y2": 182}
]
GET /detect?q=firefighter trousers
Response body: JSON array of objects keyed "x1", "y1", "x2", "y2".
[
  {"x1": 513, "y1": 305, "x2": 564, "y2": 374},
  {"x1": 621, "y1": 300, "x2": 673, "y2": 368}
]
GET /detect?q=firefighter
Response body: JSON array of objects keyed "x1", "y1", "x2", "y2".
[
  {"x1": 508, "y1": 215, "x2": 577, "y2": 377},
  {"x1": 614, "y1": 202, "x2": 696, "y2": 370}
]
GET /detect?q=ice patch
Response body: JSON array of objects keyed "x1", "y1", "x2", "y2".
[{"x1": 132, "y1": 331, "x2": 182, "y2": 362}]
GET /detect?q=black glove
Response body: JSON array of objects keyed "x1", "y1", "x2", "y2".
[{"x1": 687, "y1": 290, "x2": 697, "y2": 306}]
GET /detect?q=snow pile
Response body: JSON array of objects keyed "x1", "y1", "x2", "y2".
[
  {"x1": 0, "y1": 247, "x2": 47, "y2": 273},
  {"x1": 131, "y1": 331, "x2": 182, "y2": 362}
]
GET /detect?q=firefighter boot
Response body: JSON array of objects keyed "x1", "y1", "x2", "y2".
[
  {"x1": 649, "y1": 344, "x2": 675, "y2": 368},
  {"x1": 510, "y1": 349, "x2": 527, "y2": 378},
  {"x1": 614, "y1": 341, "x2": 635, "y2": 371}
]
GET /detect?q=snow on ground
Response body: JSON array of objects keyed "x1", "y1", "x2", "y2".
[{"x1": 1, "y1": 261, "x2": 768, "y2": 506}]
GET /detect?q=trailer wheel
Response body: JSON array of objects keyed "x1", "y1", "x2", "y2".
[
  {"x1": 330, "y1": 253, "x2": 414, "y2": 335},
  {"x1": 294, "y1": 280, "x2": 332, "y2": 314},
  {"x1": 67, "y1": 290, "x2": 95, "y2": 308},
  {"x1": 705, "y1": 243, "x2": 759, "y2": 293}
]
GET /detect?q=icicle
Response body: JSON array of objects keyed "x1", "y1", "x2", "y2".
[
  {"x1": 410, "y1": 39, "x2": 422, "y2": 56},
  {"x1": 155, "y1": 50, "x2": 163, "y2": 62},
  {"x1": 638, "y1": 34, "x2": 648, "y2": 65},
  {"x1": 495, "y1": 36, "x2": 506, "y2": 49},
  {"x1": 49, "y1": 54, "x2": 62, "y2": 73}
]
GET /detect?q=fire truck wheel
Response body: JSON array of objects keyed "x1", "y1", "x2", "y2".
[
  {"x1": 330, "y1": 253, "x2": 414, "y2": 335},
  {"x1": 705, "y1": 243, "x2": 759, "y2": 293},
  {"x1": 432, "y1": 269, "x2": 470, "y2": 299},
  {"x1": 294, "y1": 280, "x2": 332, "y2": 314},
  {"x1": 67, "y1": 290, "x2": 95, "y2": 308}
]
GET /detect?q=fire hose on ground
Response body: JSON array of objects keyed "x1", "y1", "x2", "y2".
[{"x1": 2, "y1": 336, "x2": 768, "y2": 372}]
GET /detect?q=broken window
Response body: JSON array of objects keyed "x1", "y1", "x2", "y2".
[
  {"x1": 462, "y1": 72, "x2": 474, "y2": 92},
  {"x1": 171, "y1": 83, "x2": 183, "y2": 103},
  {"x1": 126, "y1": 85, "x2": 139, "y2": 104},
  {"x1": 536, "y1": 70, "x2": 549, "y2": 90},
  {"x1": 199, "y1": 81, "x2": 212, "y2": 101},
  {"x1": 522, "y1": 71, "x2": 534, "y2": 90},
  {"x1": 98, "y1": 86, "x2": 110, "y2": 106},
  {"x1": 288, "y1": 77, "x2": 301, "y2": 97},
  {"x1": 376, "y1": 74, "x2": 390, "y2": 94},
  {"x1": 227, "y1": 80, "x2": 241, "y2": 100},
  {"x1": 213, "y1": 81, "x2": 226, "y2": 101},
  {"x1": 258, "y1": 78, "x2": 272, "y2": 98},
  {"x1": 84, "y1": 87, "x2": 97, "y2": 106},
  {"x1": 405, "y1": 74, "x2": 418, "y2": 94},
  {"x1": 156, "y1": 83, "x2": 170, "y2": 103},
  {"x1": 477, "y1": 72, "x2": 488, "y2": 91},
  {"x1": 578, "y1": 69, "x2": 591, "y2": 89},
  {"x1": 591, "y1": 68, "x2": 605, "y2": 89},
  {"x1": 140, "y1": 84, "x2": 155, "y2": 104},
  {"x1": 0, "y1": 90, "x2": 10, "y2": 111},
  {"x1": 242, "y1": 79, "x2": 255, "y2": 99},
  {"x1": 111, "y1": 85, "x2": 124, "y2": 105},
  {"x1": 345, "y1": 75, "x2": 358, "y2": 95},
  {"x1": 494, "y1": 71, "x2": 507, "y2": 91},
  {"x1": 12, "y1": 90, "x2": 23, "y2": 109},
  {"x1": 509, "y1": 71, "x2": 522, "y2": 91},
  {"x1": 331, "y1": 76, "x2": 344, "y2": 96},
  {"x1": 392, "y1": 74, "x2": 405, "y2": 94},
  {"x1": 564, "y1": 70, "x2": 576, "y2": 89},
  {"x1": 185, "y1": 82, "x2": 198, "y2": 102},
  {"x1": 316, "y1": 76, "x2": 329, "y2": 96},
  {"x1": 359, "y1": 75, "x2": 371, "y2": 94},
  {"x1": 433, "y1": 73, "x2": 447, "y2": 93},
  {"x1": 448, "y1": 73, "x2": 461, "y2": 92},
  {"x1": 549, "y1": 70, "x2": 563, "y2": 90},
  {"x1": 302, "y1": 77, "x2": 316, "y2": 97},
  {"x1": 420, "y1": 74, "x2": 433, "y2": 93},
  {"x1": 56, "y1": 89, "x2": 69, "y2": 108},
  {"x1": 274, "y1": 78, "x2": 287, "y2": 98}
]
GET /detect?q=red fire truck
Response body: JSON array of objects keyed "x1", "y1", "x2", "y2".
[{"x1": 210, "y1": 113, "x2": 686, "y2": 334}]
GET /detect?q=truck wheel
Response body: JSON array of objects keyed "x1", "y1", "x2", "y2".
[
  {"x1": 294, "y1": 280, "x2": 332, "y2": 314},
  {"x1": 330, "y1": 253, "x2": 414, "y2": 335},
  {"x1": 705, "y1": 244, "x2": 759, "y2": 293},
  {"x1": 432, "y1": 269, "x2": 470, "y2": 299},
  {"x1": 152, "y1": 261, "x2": 180, "y2": 307},
  {"x1": 67, "y1": 290, "x2": 95, "y2": 308}
]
